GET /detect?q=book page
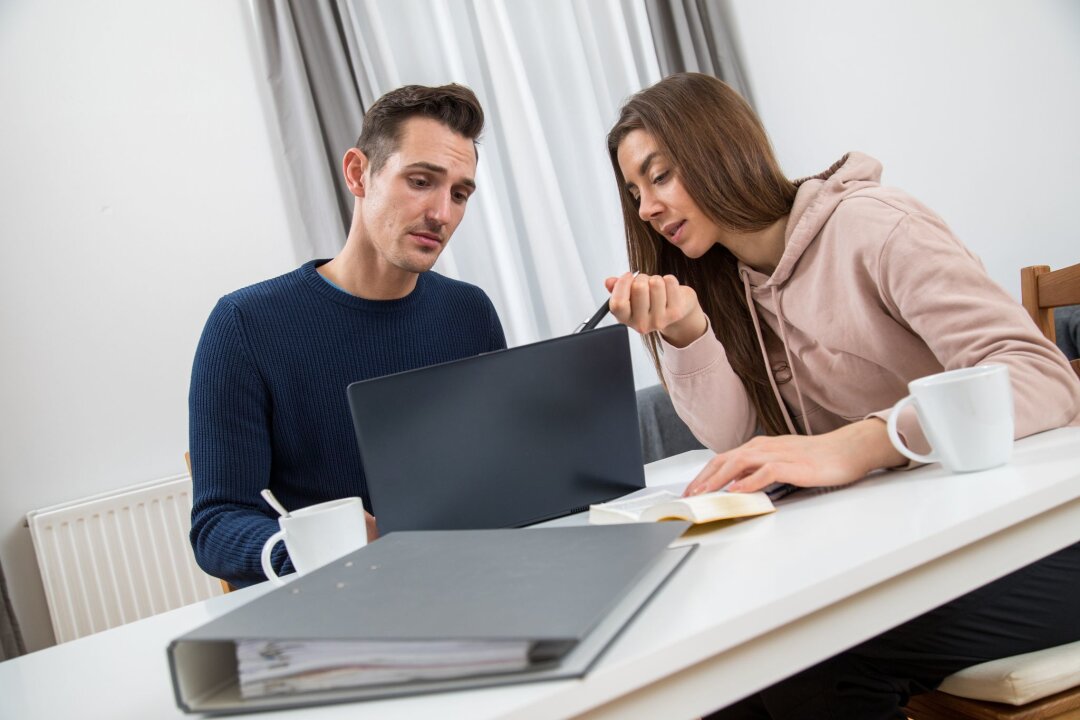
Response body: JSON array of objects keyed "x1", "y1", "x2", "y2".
[
  {"x1": 588, "y1": 490, "x2": 683, "y2": 524},
  {"x1": 641, "y1": 491, "x2": 773, "y2": 523},
  {"x1": 597, "y1": 490, "x2": 681, "y2": 514}
]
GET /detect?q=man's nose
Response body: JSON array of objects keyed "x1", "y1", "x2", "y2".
[{"x1": 426, "y1": 191, "x2": 454, "y2": 227}]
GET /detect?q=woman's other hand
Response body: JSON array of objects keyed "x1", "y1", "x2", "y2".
[
  {"x1": 683, "y1": 419, "x2": 907, "y2": 496},
  {"x1": 604, "y1": 272, "x2": 708, "y2": 347}
]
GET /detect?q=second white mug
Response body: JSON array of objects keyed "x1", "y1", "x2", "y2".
[
  {"x1": 260, "y1": 497, "x2": 368, "y2": 586},
  {"x1": 886, "y1": 364, "x2": 1014, "y2": 473}
]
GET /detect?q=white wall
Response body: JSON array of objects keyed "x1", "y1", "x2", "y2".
[
  {"x1": 0, "y1": 1, "x2": 299, "y2": 650},
  {"x1": 727, "y1": 0, "x2": 1080, "y2": 297},
  {"x1": 3, "y1": 0, "x2": 1078, "y2": 654}
]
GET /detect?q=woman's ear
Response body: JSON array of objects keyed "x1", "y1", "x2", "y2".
[{"x1": 342, "y1": 148, "x2": 368, "y2": 198}]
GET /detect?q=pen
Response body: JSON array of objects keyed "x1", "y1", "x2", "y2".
[
  {"x1": 576, "y1": 299, "x2": 611, "y2": 334},
  {"x1": 763, "y1": 482, "x2": 799, "y2": 501},
  {"x1": 575, "y1": 271, "x2": 638, "y2": 334}
]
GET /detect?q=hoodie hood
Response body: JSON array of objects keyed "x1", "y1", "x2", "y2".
[{"x1": 743, "y1": 152, "x2": 884, "y2": 289}]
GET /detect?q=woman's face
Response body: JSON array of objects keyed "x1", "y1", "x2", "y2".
[{"x1": 616, "y1": 129, "x2": 722, "y2": 259}]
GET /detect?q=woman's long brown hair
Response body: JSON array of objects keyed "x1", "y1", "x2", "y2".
[{"x1": 607, "y1": 73, "x2": 796, "y2": 436}]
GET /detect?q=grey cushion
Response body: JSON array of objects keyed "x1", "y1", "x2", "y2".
[
  {"x1": 1055, "y1": 304, "x2": 1080, "y2": 361},
  {"x1": 636, "y1": 384, "x2": 705, "y2": 464}
]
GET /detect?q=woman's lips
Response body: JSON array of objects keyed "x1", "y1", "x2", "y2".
[{"x1": 665, "y1": 220, "x2": 686, "y2": 244}]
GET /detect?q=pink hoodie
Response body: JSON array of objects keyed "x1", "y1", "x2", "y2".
[{"x1": 660, "y1": 152, "x2": 1080, "y2": 456}]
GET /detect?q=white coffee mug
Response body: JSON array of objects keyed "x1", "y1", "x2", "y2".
[
  {"x1": 886, "y1": 364, "x2": 1014, "y2": 473},
  {"x1": 260, "y1": 497, "x2": 368, "y2": 586}
]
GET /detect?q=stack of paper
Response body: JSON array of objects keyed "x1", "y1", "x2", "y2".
[{"x1": 236, "y1": 639, "x2": 532, "y2": 697}]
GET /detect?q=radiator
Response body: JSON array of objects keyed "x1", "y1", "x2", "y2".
[{"x1": 26, "y1": 473, "x2": 223, "y2": 644}]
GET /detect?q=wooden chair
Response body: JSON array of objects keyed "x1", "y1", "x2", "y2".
[
  {"x1": 1021, "y1": 262, "x2": 1080, "y2": 379},
  {"x1": 904, "y1": 262, "x2": 1080, "y2": 719},
  {"x1": 184, "y1": 452, "x2": 234, "y2": 595},
  {"x1": 904, "y1": 641, "x2": 1080, "y2": 719},
  {"x1": 906, "y1": 681, "x2": 1080, "y2": 720}
]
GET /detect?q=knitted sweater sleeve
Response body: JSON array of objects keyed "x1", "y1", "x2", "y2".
[
  {"x1": 188, "y1": 299, "x2": 291, "y2": 586},
  {"x1": 869, "y1": 212, "x2": 1080, "y2": 445},
  {"x1": 485, "y1": 294, "x2": 508, "y2": 351},
  {"x1": 658, "y1": 318, "x2": 759, "y2": 452}
]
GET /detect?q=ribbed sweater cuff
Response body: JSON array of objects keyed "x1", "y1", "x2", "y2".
[{"x1": 659, "y1": 318, "x2": 725, "y2": 376}]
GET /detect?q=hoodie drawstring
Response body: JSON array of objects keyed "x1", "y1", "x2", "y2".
[
  {"x1": 740, "y1": 269, "x2": 799, "y2": 435},
  {"x1": 771, "y1": 286, "x2": 813, "y2": 436}
]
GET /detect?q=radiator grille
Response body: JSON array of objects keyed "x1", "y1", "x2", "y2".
[{"x1": 27, "y1": 473, "x2": 223, "y2": 643}]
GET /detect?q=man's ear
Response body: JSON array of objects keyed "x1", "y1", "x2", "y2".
[{"x1": 342, "y1": 148, "x2": 368, "y2": 198}]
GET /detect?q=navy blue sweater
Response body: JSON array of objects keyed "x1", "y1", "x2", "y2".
[{"x1": 188, "y1": 261, "x2": 506, "y2": 586}]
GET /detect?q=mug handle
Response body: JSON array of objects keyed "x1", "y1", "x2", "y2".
[
  {"x1": 260, "y1": 529, "x2": 288, "y2": 586},
  {"x1": 886, "y1": 395, "x2": 939, "y2": 465}
]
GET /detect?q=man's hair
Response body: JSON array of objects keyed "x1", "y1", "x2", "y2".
[{"x1": 356, "y1": 83, "x2": 484, "y2": 175}]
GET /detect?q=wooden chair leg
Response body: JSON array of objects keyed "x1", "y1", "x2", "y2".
[{"x1": 905, "y1": 683, "x2": 1080, "y2": 720}]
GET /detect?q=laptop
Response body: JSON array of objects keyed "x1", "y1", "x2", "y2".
[{"x1": 346, "y1": 325, "x2": 646, "y2": 534}]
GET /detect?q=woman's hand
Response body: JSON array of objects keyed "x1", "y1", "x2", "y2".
[
  {"x1": 604, "y1": 272, "x2": 708, "y2": 348},
  {"x1": 683, "y1": 419, "x2": 907, "y2": 496}
]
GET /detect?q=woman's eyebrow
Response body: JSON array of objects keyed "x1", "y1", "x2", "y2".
[{"x1": 638, "y1": 151, "x2": 659, "y2": 177}]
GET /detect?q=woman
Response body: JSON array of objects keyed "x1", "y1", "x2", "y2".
[{"x1": 604, "y1": 73, "x2": 1080, "y2": 719}]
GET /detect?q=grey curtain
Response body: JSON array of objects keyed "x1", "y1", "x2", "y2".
[
  {"x1": 249, "y1": 0, "x2": 368, "y2": 257},
  {"x1": 643, "y1": 0, "x2": 755, "y2": 105},
  {"x1": 0, "y1": 557, "x2": 25, "y2": 661}
]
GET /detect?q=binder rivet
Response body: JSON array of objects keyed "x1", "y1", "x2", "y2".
[
  {"x1": 291, "y1": 588, "x2": 300, "y2": 594},
  {"x1": 345, "y1": 561, "x2": 353, "y2": 567},
  {"x1": 370, "y1": 565, "x2": 379, "y2": 570},
  {"x1": 336, "y1": 582, "x2": 346, "y2": 589}
]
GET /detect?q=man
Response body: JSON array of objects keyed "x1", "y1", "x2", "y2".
[{"x1": 189, "y1": 84, "x2": 506, "y2": 587}]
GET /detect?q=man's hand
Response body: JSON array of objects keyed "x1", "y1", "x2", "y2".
[
  {"x1": 604, "y1": 272, "x2": 708, "y2": 348},
  {"x1": 365, "y1": 511, "x2": 379, "y2": 542},
  {"x1": 683, "y1": 419, "x2": 907, "y2": 496}
]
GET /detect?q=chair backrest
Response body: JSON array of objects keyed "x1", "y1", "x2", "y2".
[
  {"x1": 1020, "y1": 262, "x2": 1080, "y2": 380},
  {"x1": 185, "y1": 451, "x2": 234, "y2": 594}
]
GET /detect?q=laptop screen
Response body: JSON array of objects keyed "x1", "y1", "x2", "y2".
[{"x1": 347, "y1": 325, "x2": 646, "y2": 534}]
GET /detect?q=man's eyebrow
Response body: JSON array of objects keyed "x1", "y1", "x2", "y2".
[{"x1": 404, "y1": 161, "x2": 476, "y2": 190}]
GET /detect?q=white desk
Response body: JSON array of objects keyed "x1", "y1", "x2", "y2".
[{"x1": 3, "y1": 427, "x2": 1079, "y2": 719}]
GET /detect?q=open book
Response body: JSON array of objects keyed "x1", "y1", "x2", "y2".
[{"x1": 589, "y1": 489, "x2": 775, "y2": 525}]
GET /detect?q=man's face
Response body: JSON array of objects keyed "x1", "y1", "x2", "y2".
[{"x1": 358, "y1": 117, "x2": 477, "y2": 275}]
